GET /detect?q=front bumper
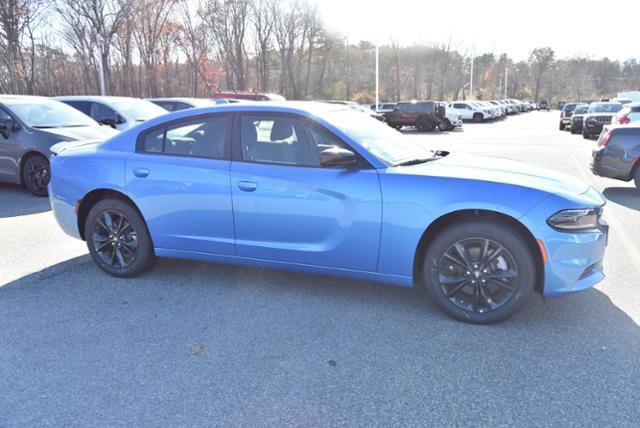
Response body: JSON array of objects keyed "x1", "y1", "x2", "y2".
[
  {"x1": 521, "y1": 188, "x2": 608, "y2": 297},
  {"x1": 584, "y1": 120, "x2": 605, "y2": 136}
]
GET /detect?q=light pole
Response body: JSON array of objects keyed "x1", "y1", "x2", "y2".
[
  {"x1": 95, "y1": 33, "x2": 106, "y2": 96},
  {"x1": 504, "y1": 66, "x2": 508, "y2": 99},
  {"x1": 469, "y1": 56, "x2": 474, "y2": 99},
  {"x1": 375, "y1": 44, "x2": 379, "y2": 110}
]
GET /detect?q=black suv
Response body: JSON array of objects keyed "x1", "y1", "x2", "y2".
[
  {"x1": 559, "y1": 103, "x2": 578, "y2": 130},
  {"x1": 384, "y1": 101, "x2": 445, "y2": 131}
]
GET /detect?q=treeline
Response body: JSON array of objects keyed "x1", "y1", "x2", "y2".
[{"x1": 2, "y1": 0, "x2": 640, "y2": 103}]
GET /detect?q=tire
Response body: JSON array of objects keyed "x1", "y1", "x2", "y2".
[
  {"x1": 416, "y1": 117, "x2": 435, "y2": 132},
  {"x1": 634, "y1": 168, "x2": 640, "y2": 190},
  {"x1": 582, "y1": 129, "x2": 590, "y2": 139},
  {"x1": 22, "y1": 154, "x2": 50, "y2": 196},
  {"x1": 559, "y1": 122, "x2": 565, "y2": 131},
  {"x1": 570, "y1": 126, "x2": 578, "y2": 134},
  {"x1": 438, "y1": 118, "x2": 451, "y2": 131},
  {"x1": 85, "y1": 198, "x2": 156, "y2": 278},
  {"x1": 422, "y1": 220, "x2": 536, "y2": 324},
  {"x1": 473, "y1": 113, "x2": 484, "y2": 123}
]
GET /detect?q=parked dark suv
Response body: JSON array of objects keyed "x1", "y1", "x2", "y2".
[
  {"x1": 591, "y1": 124, "x2": 640, "y2": 189},
  {"x1": 384, "y1": 101, "x2": 445, "y2": 131},
  {"x1": 559, "y1": 103, "x2": 578, "y2": 130},
  {"x1": 570, "y1": 104, "x2": 589, "y2": 134},
  {"x1": 582, "y1": 102, "x2": 623, "y2": 139}
]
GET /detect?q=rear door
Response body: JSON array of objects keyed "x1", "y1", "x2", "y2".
[
  {"x1": 126, "y1": 113, "x2": 235, "y2": 255},
  {"x1": 229, "y1": 112, "x2": 382, "y2": 271}
]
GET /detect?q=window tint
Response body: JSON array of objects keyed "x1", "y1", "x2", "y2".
[
  {"x1": 154, "y1": 102, "x2": 175, "y2": 111},
  {"x1": 142, "y1": 127, "x2": 164, "y2": 153},
  {"x1": 0, "y1": 107, "x2": 12, "y2": 121},
  {"x1": 453, "y1": 103, "x2": 466, "y2": 109},
  {"x1": 240, "y1": 115, "x2": 344, "y2": 167},
  {"x1": 91, "y1": 103, "x2": 119, "y2": 123},
  {"x1": 141, "y1": 115, "x2": 228, "y2": 158},
  {"x1": 173, "y1": 102, "x2": 192, "y2": 111},
  {"x1": 396, "y1": 103, "x2": 417, "y2": 113},
  {"x1": 65, "y1": 100, "x2": 92, "y2": 115}
]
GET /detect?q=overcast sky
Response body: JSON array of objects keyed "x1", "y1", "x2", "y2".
[{"x1": 316, "y1": 0, "x2": 639, "y2": 61}]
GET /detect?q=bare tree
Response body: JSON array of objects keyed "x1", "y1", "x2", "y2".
[
  {"x1": 250, "y1": 0, "x2": 275, "y2": 92},
  {"x1": 201, "y1": 0, "x2": 250, "y2": 90},
  {"x1": 529, "y1": 47, "x2": 555, "y2": 102},
  {"x1": 0, "y1": 0, "x2": 43, "y2": 93}
]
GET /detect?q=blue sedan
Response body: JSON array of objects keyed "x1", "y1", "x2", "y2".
[{"x1": 49, "y1": 102, "x2": 608, "y2": 323}]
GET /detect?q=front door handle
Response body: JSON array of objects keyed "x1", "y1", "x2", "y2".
[
  {"x1": 237, "y1": 181, "x2": 258, "y2": 192},
  {"x1": 133, "y1": 168, "x2": 149, "y2": 178}
]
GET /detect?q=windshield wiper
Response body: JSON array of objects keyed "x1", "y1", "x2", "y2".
[
  {"x1": 393, "y1": 150, "x2": 449, "y2": 167},
  {"x1": 393, "y1": 157, "x2": 434, "y2": 166},
  {"x1": 32, "y1": 125, "x2": 57, "y2": 129}
]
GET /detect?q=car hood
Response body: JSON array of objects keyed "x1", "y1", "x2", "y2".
[
  {"x1": 391, "y1": 153, "x2": 590, "y2": 197},
  {"x1": 583, "y1": 112, "x2": 616, "y2": 119},
  {"x1": 37, "y1": 125, "x2": 118, "y2": 141}
]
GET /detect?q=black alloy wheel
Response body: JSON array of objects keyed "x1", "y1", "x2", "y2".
[
  {"x1": 23, "y1": 155, "x2": 50, "y2": 196},
  {"x1": 423, "y1": 221, "x2": 535, "y2": 324},
  {"x1": 92, "y1": 210, "x2": 139, "y2": 270},
  {"x1": 86, "y1": 198, "x2": 155, "y2": 277},
  {"x1": 436, "y1": 238, "x2": 518, "y2": 314}
]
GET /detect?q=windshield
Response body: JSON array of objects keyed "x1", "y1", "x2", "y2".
[
  {"x1": 110, "y1": 99, "x2": 167, "y2": 121},
  {"x1": 574, "y1": 105, "x2": 589, "y2": 114},
  {"x1": 7, "y1": 99, "x2": 97, "y2": 128},
  {"x1": 321, "y1": 109, "x2": 433, "y2": 165},
  {"x1": 588, "y1": 103, "x2": 623, "y2": 113}
]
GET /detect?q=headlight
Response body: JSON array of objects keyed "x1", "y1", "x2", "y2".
[{"x1": 547, "y1": 208, "x2": 601, "y2": 231}]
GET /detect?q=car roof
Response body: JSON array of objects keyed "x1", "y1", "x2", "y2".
[
  {"x1": 54, "y1": 95, "x2": 143, "y2": 103},
  {"x1": 0, "y1": 95, "x2": 57, "y2": 104},
  {"x1": 149, "y1": 97, "x2": 217, "y2": 105}
]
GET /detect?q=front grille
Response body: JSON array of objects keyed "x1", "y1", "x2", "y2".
[{"x1": 594, "y1": 116, "x2": 612, "y2": 124}]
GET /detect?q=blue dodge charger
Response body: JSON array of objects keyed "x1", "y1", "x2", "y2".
[{"x1": 49, "y1": 102, "x2": 608, "y2": 323}]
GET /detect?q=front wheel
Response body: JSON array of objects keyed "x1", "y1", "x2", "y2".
[
  {"x1": 634, "y1": 168, "x2": 640, "y2": 190},
  {"x1": 22, "y1": 155, "x2": 50, "y2": 196},
  {"x1": 422, "y1": 221, "x2": 535, "y2": 324},
  {"x1": 85, "y1": 198, "x2": 156, "y2": 277},
  {"x1": 473, "y1": 113, "x2": 484, "y2": 123},
  {"x1": 559, "y1": 122, "x2": 565, "y2": 131}
]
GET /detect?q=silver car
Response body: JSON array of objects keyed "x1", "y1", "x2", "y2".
[{"x1": 0, "y1": 95, "x2": 117, "y2": 196}]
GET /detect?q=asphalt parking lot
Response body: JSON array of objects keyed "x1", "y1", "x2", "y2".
[{"x1": 1, "y1": 111, "x2": 639, "y2": 426}]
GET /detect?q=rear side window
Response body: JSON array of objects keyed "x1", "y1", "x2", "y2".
[
  {"x1": 140, "y1": 115, "x2": 229, "y2": 159},
  {"x1": 64, "y1": 100, "x2": 92, "y2": 115}
]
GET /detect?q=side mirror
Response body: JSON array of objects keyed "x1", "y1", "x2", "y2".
[
  {"x1": 320, "y1": 147, "x2": 358, "y2": 168},
  {"x1": 99, "y1": 117, "x2": 118, "y2": 128}
]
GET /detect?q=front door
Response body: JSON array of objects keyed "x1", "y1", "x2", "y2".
[
  {"x1": 230, "y1": 113, "x2": 382, "y2": 271},
  {"x1": 126, "y1": 114, "x2": 235, "y2": 255},
  {"x1": 0, "y1": 107, "x2": 21, "y2": 182}
]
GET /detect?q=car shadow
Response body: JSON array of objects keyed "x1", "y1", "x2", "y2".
[
  {"x1": 2, "y1": 255, "x2": 640, "y2": 424},
  {"x1": 0, "y1": 183, "x2": 51, "y2": 218},
  {"x1": 603, "y1": 186, "x2": 640, "y2": 211}
]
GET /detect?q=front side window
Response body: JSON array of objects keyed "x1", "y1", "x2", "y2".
[
  {"x1": 91, "y1": 103, "x2": 121, "y2": 123},
  {"x1": 240, "y1": 115, "x2": 344, "y2": 167},
  {"x1": 141, "y1": 115, "x2": 228, "y2": 158}
]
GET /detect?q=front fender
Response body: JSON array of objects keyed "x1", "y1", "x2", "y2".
[{"x1": 377, "y1": 173, "x2": 548, "y2": 277}]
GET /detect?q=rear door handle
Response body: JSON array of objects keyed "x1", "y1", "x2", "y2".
[
  {"x1": 133, "y1": 168, "x2": 149, "y2": 178},
  {"x1": 237, "y1": 181, "x2": 258, "y2": 192}
]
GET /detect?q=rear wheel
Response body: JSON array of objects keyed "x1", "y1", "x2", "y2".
[
  {"x1": 22, "y1": 154, "x2": 50, "y2": 196},
  {"x1": 438, "y1": 118, "x2": 451, "y2": 131},
  {"x1": 416, "y1": 117, "x2": 435, "y2": 132},
  {"x1": 85, "y1": 198, "x2": 156, "y2": 277},
  {"x1": 422, "y1": 221, "x2": 535, "y2": 324}
]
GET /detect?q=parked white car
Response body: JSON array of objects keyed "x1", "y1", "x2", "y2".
[
  {"x1": 55, "y1": 96, "x2": 168, "y2": 131},
  {"x1": 611, "y1": 102, "x2": 640, "y2": 125},
  {"x1": 448, "y1": 101, "x2": 489, "y2": 122}
]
